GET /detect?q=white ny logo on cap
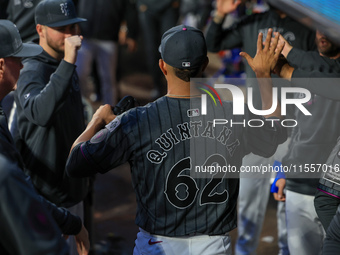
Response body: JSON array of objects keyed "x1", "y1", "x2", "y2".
[{"x1": 60, "y1": 3, "x2": 70, "y2": 16}]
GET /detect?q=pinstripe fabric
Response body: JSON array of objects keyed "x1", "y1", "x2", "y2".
[{"x1": 73, "y1": 96, "x2": 285, "y2": 236}]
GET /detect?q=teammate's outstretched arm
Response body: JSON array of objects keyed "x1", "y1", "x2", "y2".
[
  {"x1": 278, "y1": 35, "x2": 293, "y2": 58},
  {"x1": 240, "y1": 28, "x2": 285, "y2": 119}
]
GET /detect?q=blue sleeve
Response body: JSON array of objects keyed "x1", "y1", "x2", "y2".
[
  {"x1": 270, "y1": 161, "x2": 285, "y2": 193},
  {"x1": 16, "y1": 59, "x2": 76, "y2": 127}
]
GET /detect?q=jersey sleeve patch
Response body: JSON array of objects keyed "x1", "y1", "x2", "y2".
[
  {"x1": 90, "y1": 129, "x2": 109, "y2": 144},
  {"x1": 24, "y1": 93, "x2": 31, "y2": 100},
  {"x1": 105, "y1": 118, "x2": 121, "y2": 133}
]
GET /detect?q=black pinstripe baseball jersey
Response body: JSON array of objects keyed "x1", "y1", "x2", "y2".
[{"x1": 67, "y1": 96, "x2": 286, "y2": 236}]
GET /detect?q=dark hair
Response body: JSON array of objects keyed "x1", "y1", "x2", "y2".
[{"x1": 173, "y1": 66, "x2": 201, "y2": 82}]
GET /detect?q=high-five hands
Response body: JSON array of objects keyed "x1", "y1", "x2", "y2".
[
  {"x1": 278, "y1": 35, "x2": 293, "y2": 58},
  {"x1": 240, "y1": 28, "x2": 285, "y2": 77}
]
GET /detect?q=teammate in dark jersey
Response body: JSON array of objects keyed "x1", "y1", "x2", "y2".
[
  {"x1": 66, "y1": 25, "x2": 286, "y2": 254},
  {"x1": 0, "y1": 19, "x2": 89, "y2": 255}
]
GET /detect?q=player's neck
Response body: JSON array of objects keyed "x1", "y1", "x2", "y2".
[{"x1": 166, "y1": 83, "x2": 201, "y2": 98}]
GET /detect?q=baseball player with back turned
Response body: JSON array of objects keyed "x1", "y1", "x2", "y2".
[{"x1": 66, "y1": 25, "x2": 286, "y2": 254}]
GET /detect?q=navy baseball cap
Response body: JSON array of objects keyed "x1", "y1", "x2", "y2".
[
  {"x1": 0, "y1": 20, "x2": 43, "y2": 58},
  {"x1": 35, "y1": 0, "x2": 86, "y2": 27},
  {"x1": 159, "y1": 25, "x2": 207, "y2": 69}
]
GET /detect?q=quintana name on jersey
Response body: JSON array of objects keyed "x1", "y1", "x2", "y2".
[{"x1": 147, "y1": 120, "x2": 240, "y2": 164}]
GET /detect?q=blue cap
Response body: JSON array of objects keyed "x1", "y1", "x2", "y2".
[
  {"x1": 0, "y1": 20, "x2": 42, "y2": 58},
  {"x1": 35, "y1": 0, "x2": 86, "y2": 27},
  {"x1": 159, "y1": 25, "x2": 207, "y2": 69}
]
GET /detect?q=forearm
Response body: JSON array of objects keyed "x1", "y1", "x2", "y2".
[
  {"x1": 279, "y1": 63, "x2": 294, "y2": 81},
  {"x1": 281, "y1": 42, "x2": 293, "y2": 59},
  {"x1": 286, "y1": 48, "x2": 319, "y2": 68},
  {"x1": 71, "y1": 104, "x2": 116, "y2": 152},
  {"x1": 207, "y1": 24, "x2": 243, "y2": 52},
  {"x1": 206, "y1": 13, "x2": 243, "y2": 52},
  {"x1": 70, "y1": 116, "x2": 106, "y2": 152},
  {"x1": 18, "y1": 61, "x2": 76, "y2": 126},
  {"x1": 67, "y1": 105, "x2": 116, "y2": 177},
  {"x1": 41, "y1": 197, "x2": 82, "y2": 235},
  {"x1": 206, "y1": 18, "x2": 226, "y2": 52},
  {"x1": 256, "y1": 73, "x2": 282, "y2": 119},
  {"x1": 257, "y1": 73, "x2": 274, "y2": 111}
]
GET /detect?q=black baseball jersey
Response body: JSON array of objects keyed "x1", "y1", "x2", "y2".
[
  {"x1": 0, "y1": 155, "x2": 69, "y2": 255},
  {"x1": 67, "y1": 96, "x2": 286, "y2": 236},
  {"x1": 0, "y1": 107, "x2": 82, "y2": 237},
  {"x1": 14, "y1": 51, "x2": 88, "y2": 207}
]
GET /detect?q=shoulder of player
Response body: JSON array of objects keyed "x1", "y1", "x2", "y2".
[
  {"x1": 21, "y1": 56, "x2": 58, "y2": 81},
  {"x1": 118, "y1": 100, "x2": 165, "y2": 126},
  {"x1": 17, "y1": 61, "x2": 52, "y2": 89},
  {"x1": 21, "y1": 57, "x2": 44, "y2": 71},
  {"x1": 22, "y1": 49, "x2": 60, "y2": 69}
]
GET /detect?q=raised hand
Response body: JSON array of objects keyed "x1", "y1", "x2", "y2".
[
  {"x1": 240, "y1": 28, "x2": 285, "y2": 77},
  {"x1": 216, "y1": 0, "x2": 242, "y2": 17},
  {"x1": 75, "y1": 224, "x2": 90, "y2": 255},
  {"x1": 92, "y1": 104, "x2": 116, "y2": 126},
  {"x1": 64, "y1": 35, "x2": 83, "y2": 64}
]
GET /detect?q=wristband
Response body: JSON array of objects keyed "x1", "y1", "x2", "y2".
[{"x1": 270, "y1": 161, "x2": 285, "y2": 193}]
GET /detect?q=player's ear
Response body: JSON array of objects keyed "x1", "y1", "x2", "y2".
[
  {"x1": 0, "y1": 58, "x2": 4, "y2": 79},
  {"x1": 36, "y1": 24, "x2": 45, "y2": 38},
  {"x1": 159, "y1": 59, "x2": 167, "y2": 76}
]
